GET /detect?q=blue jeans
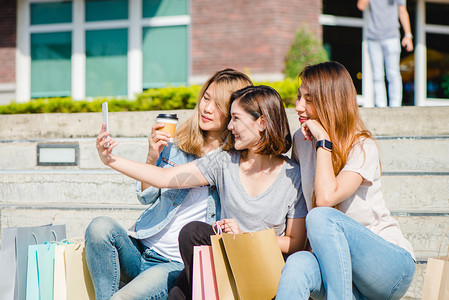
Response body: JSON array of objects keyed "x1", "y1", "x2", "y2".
[
  {"x1": 85, "y1": 216, "x2": 184, "y2": 300},
  {"x1": 276, "y1": 207, "x2": 415, "y2": 300},
  {"x1": 367, "y1": 37, "x2": 403, "y2": 107}
]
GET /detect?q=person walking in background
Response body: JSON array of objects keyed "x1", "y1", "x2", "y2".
[
  {"x1": 357, "y1": 0, "x2": 414, "y2": 107},
  {"x1": 85, "y1": 69, "x2": 252, "y2": 300}
]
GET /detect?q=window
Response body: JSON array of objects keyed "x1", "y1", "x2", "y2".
[
  {"x1": 426, "y1": 33, "x2": 449, "y2": 100},
  {"x1": 21, "y1": 0, "x2": 190, "y2": 101},
  {"x1": 142, "y1": 0, "x2": 188, "y2": 18},
  {"x1": 320, "y1": 1, "x2": 363, "y2": 95},
  {"x1": 31, "y1": 32, "x2": 72, "y2": 98},
  {"x1": 85, "y1": 0, "x2": 128, "y2": 21},
  {"x1": 142, "y1": 25, "x2": 188, "y2": 88},
  {"x1": 86, "y1": 29, "x2": 128, "y2": 97},
  {"x1": 322, "y1": 0, "x2": 362, "y2": 18},
  {"x1": 30, "y1": 2, "x2": 72, "y2": 25},
  {"x1": 29, "y1": 1, "x2": 73, "y2": 99},
  {"x1": 323, "y1": 26, "x2": 362, "y2": 94}
]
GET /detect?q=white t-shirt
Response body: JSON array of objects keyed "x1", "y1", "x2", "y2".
[
  {"x1": 292, "y1": 130, "x2": 415, "y2": 259},
  {"x1": 140, "y1": 186, "x2": 208, "y2": 262}
]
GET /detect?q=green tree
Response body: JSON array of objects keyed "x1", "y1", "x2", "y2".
[{"x1": 284, "y1": 27, "x2": 329, "y2": 79}]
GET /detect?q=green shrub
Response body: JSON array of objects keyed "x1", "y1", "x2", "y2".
[
  {"x1": 0, "y1": 80, "x2": 300, "y2": 114},
  {"x1": 284, "y1": 27, "x2": 329, "y2": 79}
]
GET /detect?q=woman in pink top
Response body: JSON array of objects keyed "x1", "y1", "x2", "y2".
[{"x1": 276, "y1": 62, "x2": 415, "y2": 300}]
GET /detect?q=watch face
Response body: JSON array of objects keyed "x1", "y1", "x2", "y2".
[{"x1": 316, "y1": 140, "x2": 332, "y2": 152}]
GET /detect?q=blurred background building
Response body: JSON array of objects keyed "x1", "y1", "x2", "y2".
[{"x1": 0, "y1": 0, "x2": 448, "y2": 107}]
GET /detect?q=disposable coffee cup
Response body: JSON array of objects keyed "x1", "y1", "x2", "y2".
[{"x1": 156, "y1": 113, "x2": 178, "y2": 142}]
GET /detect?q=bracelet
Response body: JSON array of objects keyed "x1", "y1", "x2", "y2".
[
  {"x1": 405, "y1": 33, "x2": 413, "y2": 39},
  {"x1": 316, "y1": 139, "x2": 333, "y2": 152}
]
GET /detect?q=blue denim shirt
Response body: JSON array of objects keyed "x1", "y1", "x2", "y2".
[{"x1": 128, "y1": 143, "x2": 221, "y2": 239}]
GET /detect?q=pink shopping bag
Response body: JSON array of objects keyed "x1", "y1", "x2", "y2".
[{"x1": 192, "y1": 245, "x2": 219, "y2": 300}]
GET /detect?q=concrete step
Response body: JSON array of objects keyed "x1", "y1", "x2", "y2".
[
  {"x1": 0, "y1": 206, "x2": 142, "y2": 240},
  {"x1": 1, "y1": 172, "x2": 448, "y2": 210},
  {"x1": 377, "y1": 136, "x2": 449, "y2": 172},
  {"x1": 1, "y1": 107, "x2": 449, "y2": 140},
  {"x1": 395, "y1": 215, "x2": 449, "y2": 259},
  {"x1": 383, "y1": 174, "x2": 449, "y2": 211},
  {"x1": 0, "y1": 171, "x2": 138, "y2": 205},
  {"x1": 1, "y1": 202, "x2": 446, "y2": 261},
  {"x1": 1, "y1": 136, "x2": 449, "y2": 172}
]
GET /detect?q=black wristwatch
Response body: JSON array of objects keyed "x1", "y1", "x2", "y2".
[{"x1": 316, "y1": 139, "x2": 333, "y2": 152}]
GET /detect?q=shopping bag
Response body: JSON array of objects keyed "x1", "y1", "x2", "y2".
[
  {"x1": 25, "y1": 246, "x2": 39, "y2": 300},
  {"x1": 0, "y1": 224, "x2": 66, "y2": 300},
  {"x1": 0, "y1": 227, "x2": 18, "y2": 300},
  {"x1": 26, "y1": 243, "x2": 56, "y2": 300},
  {"x1": 210, "y1": 235, "x2": 239, "y2": 300},
  {"x1": 192, "y1": 245, "x2": 219, "y2": 300},
  {"x1": 53, "y1": 244, "x2": 67, "y2": 300},
  {"x1": 422, "y1": 228, "x2": 449, "y2": 300},
  {"x1": 63, "y1": 242, "x2": 95, "y2": 300},
  {"x1": 221, "y1": 228, "x2": 285, "y2": 300}
]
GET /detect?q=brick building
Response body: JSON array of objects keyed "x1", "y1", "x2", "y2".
[{"x1": 1, "y1": 0, "x2": 449, "y2": 107}]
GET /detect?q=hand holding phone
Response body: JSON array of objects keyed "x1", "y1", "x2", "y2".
[{"x1": 102, "y1": 102, "x2": 110, "y2": 147}]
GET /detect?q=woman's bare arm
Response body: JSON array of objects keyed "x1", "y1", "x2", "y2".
[
  {"x1": 276, "y1": 218, "x2": 307, "y2": 255},
  {"x1": 97, "y1": 124, "x2": 208, "y2": 189}
]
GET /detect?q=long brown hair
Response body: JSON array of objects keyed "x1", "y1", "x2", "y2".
[
  {"x1": 299, "y1": 61, "x2": 373, "y2": 176},
  {"x1": 222, "y1": 85, "x2": 292, "y2": 155},
  {"x1": 175, "y1": 68, "x2": 253, "y2": 157}
]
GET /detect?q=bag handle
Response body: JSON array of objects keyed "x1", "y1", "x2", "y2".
[
  {"x1": 212, "y1": 222, "x2": 222, "y2": 235},
  {"x1": 437, "y1": 227, "x2": 449, "y2": 259},
  {"x1": 32, "y1": 232, "x2": 39, "y2": 244},
  {"x1": 31, "y1": 229, "x2": 62, "y2": 245}
]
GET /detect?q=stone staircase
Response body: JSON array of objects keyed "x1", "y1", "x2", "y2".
[{"x1": 1, "y1": 107, "x2": 449, "y2": 299}]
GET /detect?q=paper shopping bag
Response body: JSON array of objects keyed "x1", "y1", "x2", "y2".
[
  {"x1": 26, "y1": 243, "x2": 56, "y2": 300},
  {"x1": 25, "y1": 247, "x2": 39, "y2": 300},
  {"x1": 53, "y1": 244, "x2": 67, "y2": 300},
  {"x1": 422, "y1": 228, "x2": 449, "y2": 300},
  {"x1": 422, "y1": 256, "x2": 449, "y2": 300},
  {"x1": 0, "y1": 227, "x2": 18, "y2": 300},
  {"x1": 192, "y1": 246, "x2": 219, "y2": 300},
  {"x1": 210, "y1": 235, "x2": 239, "y2": 300},
  {"x1": 221, "y1": 228, "x2": 284, "y2": 300},
  {"x1": 0, "y1": 224, "x2": 66, "y2": 300},
  {"x1": 37, "y1": 243, "x2": 56, "y2": 300},
  {"x1": 64, "y1": 242, "x2": 95, "y2": 300}
]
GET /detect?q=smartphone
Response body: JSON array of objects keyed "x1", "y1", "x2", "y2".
[
  {"x1": 102, "y1": 102, "x2": 110, "y2": 147},
  {"x1": 102, "y1": 101, "x2": 109, "y2": 132}
]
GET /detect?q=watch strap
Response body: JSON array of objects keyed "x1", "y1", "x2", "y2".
[{"x1": 316, "y1": 139, "x2": 333, "y2": 152}]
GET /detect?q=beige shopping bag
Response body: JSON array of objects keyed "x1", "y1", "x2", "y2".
[
  {"x1": 221, "y1": 228, "x2": 284, "y2": 300},
  {"x1": 210, "y1": 235, "x2": 239, "y2": 300},
  {"x1": 422, "y1": 228, "x2": 449, "y2": 300},
  {"x1": 64, "y1": 242, "x2": 95, "y2": 300}
]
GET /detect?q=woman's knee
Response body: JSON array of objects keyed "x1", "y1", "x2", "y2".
[
  {"x1": 306, "y1": 207, "x2": 341, "y2": 234},
  {"x1": 280, "y1": 251, "x2": 322, "y2": 297},
  {"x1": 178, "y1": 221, "x2": 212, "y2": 247},
  {"x1": 85, "y1": 216, "x2": 120, "y2": 243},
  {"x1": 284, "y1": 251, "x2": 320, "y2": 275}
]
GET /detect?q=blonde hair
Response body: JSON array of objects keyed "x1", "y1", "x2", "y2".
[
  {"x1": 299, "y1": 61, "x2": 373, "y2": 176},
  {"x1": 175, "y1": 69, "x2": 253, "y2": 157}
]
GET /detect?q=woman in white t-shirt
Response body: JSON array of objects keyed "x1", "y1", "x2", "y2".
[{"x1": 276, "y1": 62, "x2": 415, "y2": 300}]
